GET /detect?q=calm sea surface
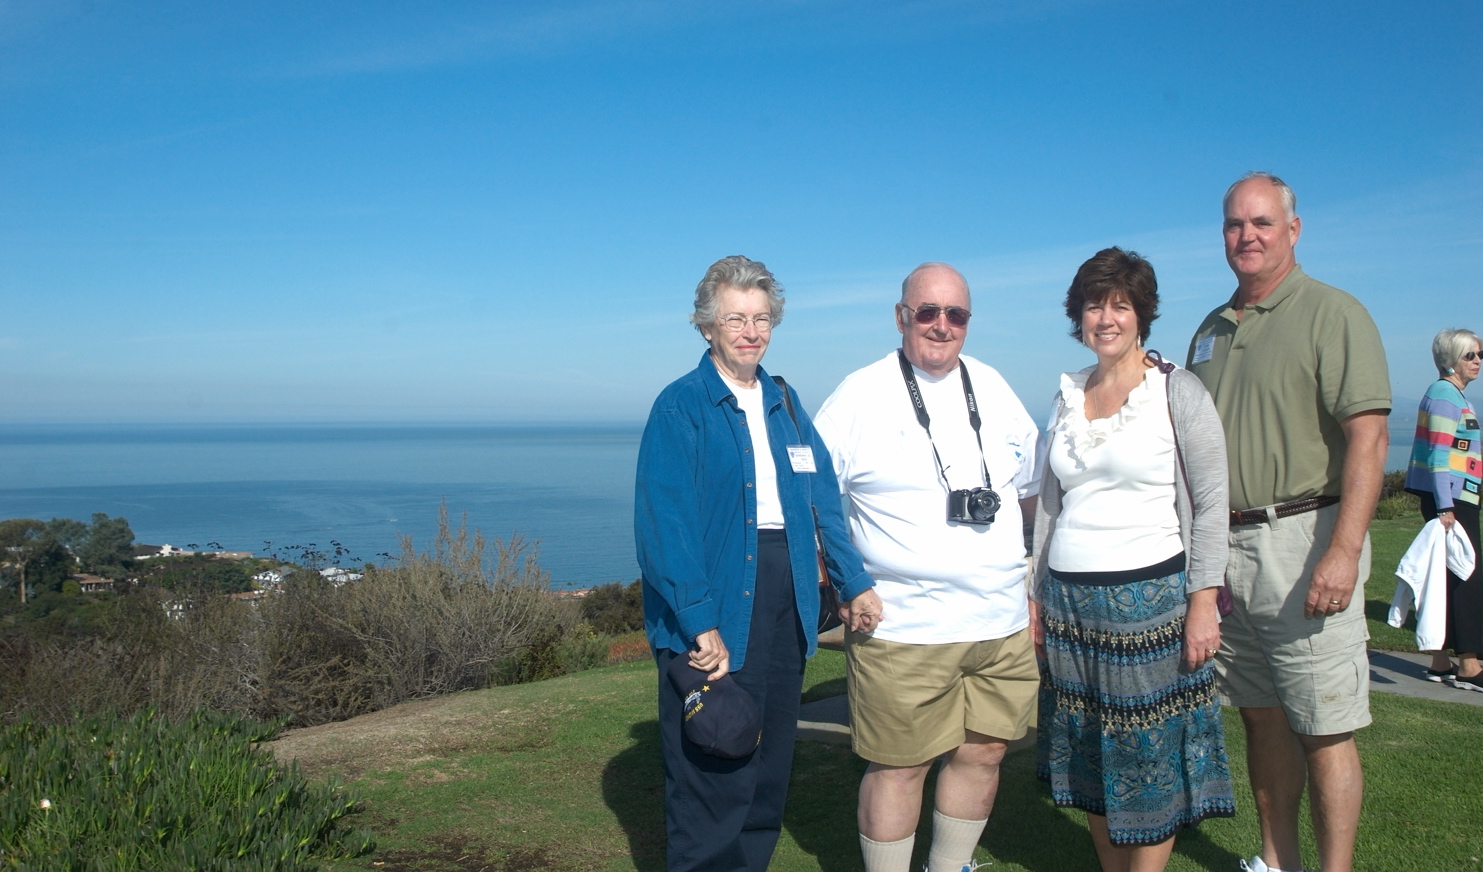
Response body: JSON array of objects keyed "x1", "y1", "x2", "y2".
[{"x1": 0, "y1": 425, "x2": 642, "y2": 591}]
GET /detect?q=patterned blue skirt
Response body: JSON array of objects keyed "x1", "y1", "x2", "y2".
[{"x1": 1035, "y1": 568, "x2": 1235, "y2": 846}]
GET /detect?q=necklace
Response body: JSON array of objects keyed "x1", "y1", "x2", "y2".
[{"x1": 1083, "y1": 362, "x2": 1149, "y2": 421}]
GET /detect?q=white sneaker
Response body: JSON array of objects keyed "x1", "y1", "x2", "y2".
[{"x1": 1239, "y1": 856, "x2": 1308, "y2": 872}]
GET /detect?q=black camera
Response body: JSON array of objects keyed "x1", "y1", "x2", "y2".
[{"x1": 947, "y1": 487, "x2": 1001, "y2": 526}]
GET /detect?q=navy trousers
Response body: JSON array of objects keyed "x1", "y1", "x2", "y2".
[{"x1": 656, "y1": 530, "x2": 808, "y2": 872}]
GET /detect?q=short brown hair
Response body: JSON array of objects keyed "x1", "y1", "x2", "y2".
[{"x1": 1064, "y1": 247, "x2": 1159, "y2": 344}]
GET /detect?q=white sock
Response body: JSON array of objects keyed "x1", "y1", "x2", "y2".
[
  {"x1": 926, "y1": 810, "x2": 988, "y2": 872},
  {"x1": 860, "y1": 833, "x2": 916, "y2": 872}
]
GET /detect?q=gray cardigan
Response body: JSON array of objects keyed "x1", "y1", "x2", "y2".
[{"x1": 1032, "y1": 366, "x2": 1229, "y2": 597}]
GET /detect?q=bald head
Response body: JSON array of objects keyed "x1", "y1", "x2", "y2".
[{"x1": 901, "y1": 262, "x2": 971, "y2": 306}]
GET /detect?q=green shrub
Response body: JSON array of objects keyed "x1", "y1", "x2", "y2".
[
  {"x1": 1374, "y1": 491, "x2": 1421, "y2": 520},
  {"x1": 1375, "y1": 469, "x2": 1421, "y2": 520},
  {"x1": 579, "y1": 579, "x2": 644, "y2": 635},
  {"x1": 0, "y1": 707, "x2": 371, "y2": 870},
  {"x1": 558, "y1": 622, "x2": 613, "y2": 674}
]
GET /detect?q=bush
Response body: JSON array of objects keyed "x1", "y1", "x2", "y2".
[
  {"x1": 0, "y1": 587, "x2": 264, "y2": 727},
  {"x1": 0, "y1": 507, "x2": 565, "y2": 730},
  {"x1": 606, "y1": 630, "x2": 652, "y2": 665},
  {"x1": 256, "y1": 507, "x2": 562, "y2": 725},
  {"x1": 0, "y1": 707, "x2": 372, "y2": 870},
  {"x1": 580, "y1": 580, "x2": 644, "y2": 635},
  {"x1": 1376, "y1": 469, "x2": 1421, "y2": 520}
]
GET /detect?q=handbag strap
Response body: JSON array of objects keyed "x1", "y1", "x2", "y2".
[
  {"x1": 1146, "y1": 351, "x2": 1193, "y2": 496},
  {"x1": 772, "y1": 376, "x2": 831, "y2": 590}
]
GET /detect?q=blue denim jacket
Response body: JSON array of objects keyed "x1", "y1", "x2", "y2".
[{"x1": 635, "y1": 352, "x2": 874, "y2": 670}]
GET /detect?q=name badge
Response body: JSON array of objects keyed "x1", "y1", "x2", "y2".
[
  {"x1": 786, "y1": 444, "x2": 817, "y2": 473},
  {"x1": 1192, "y1": 335, "x2": 1216, "y2": 365}
]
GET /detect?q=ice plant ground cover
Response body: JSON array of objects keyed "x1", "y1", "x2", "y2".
[{"x1": 0, "y1": 708, "x2": 372, "y2": 870}]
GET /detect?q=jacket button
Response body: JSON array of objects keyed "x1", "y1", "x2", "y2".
[
  {"x1": 747, "y1": 519, "x2": 754, "y2": 525},
  {"x1": 746, "y1": 555, "x2": 753, "y2": 561},
  {"x1": 744, "y1": 590, "x2": 751, "y2": 597},
  {"x1": 746, "y1": 482, "x2": 753, "y2": 488}
]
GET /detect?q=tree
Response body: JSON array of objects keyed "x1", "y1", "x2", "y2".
[
  {"x1": 75, "y1": 514, "x2": 136, "y2": 580},
  {"x1": 45, "y1": 517, "x2": 89, "y2": 551},
  {"x1": 0, "y1": 520, "x2": 73, "y2": 604}
]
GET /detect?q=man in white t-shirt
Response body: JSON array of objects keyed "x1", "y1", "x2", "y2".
[{"x1": 813, "y1": 263, "x2": 1041, "y2": 872}]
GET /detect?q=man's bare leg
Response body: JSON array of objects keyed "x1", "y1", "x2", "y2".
[
  {"x1": 859, "y1": 761, "x2": 933, "y2": 842},
  {"x1": 1241, "y1": 706, "x2": 1306, "y2": 872},
  {"x1": 859, "y1": 733, "x2": 1007, "y2": 872},
  {"x1": 1299, "y1": 732, "x2": 1362, "y2": 872},
  {"x1": 932, "y1": 732, "x2": 1007, "y2": 820}
]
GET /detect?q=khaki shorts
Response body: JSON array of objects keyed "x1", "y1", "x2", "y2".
[
  {"x1": 845, "y1": 628, "x2": 1038, "y2": 766},
  {"x1": 1217, "y1": 504, "x2": 1372, "y2": 735}
]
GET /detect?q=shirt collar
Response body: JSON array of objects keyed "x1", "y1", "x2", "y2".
[
  {"x1": 697, "y1": 351, "x2": 779, "y2": 408},
  {"x1": 1226, "y1": 263, "x2": 1307, "y2": 317}
]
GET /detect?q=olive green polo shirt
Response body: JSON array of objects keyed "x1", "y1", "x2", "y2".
[{"x1": 1185, "y1": 265, "x2": 1390, "y2": 512}]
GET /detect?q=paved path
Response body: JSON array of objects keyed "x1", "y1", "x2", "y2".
[{"x1": 797, "y1": 649, "x2": 1483, "y2": 747}]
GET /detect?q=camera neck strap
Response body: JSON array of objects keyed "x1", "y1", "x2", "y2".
[{"x1": 896, "y1": 349, "x2": 992, "y2": 490}]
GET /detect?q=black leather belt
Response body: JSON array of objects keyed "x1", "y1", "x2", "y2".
[{"x1": 1229, "y1": 496, "x2": 1340, "y2": 527}]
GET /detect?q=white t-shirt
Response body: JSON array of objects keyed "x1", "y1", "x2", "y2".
[
  {"x1": 1044, "y1": 366, "x2": 1182, "y2": 573},
  {"x1": 813, "y1": 352, "x2": 1040, "y2": 644},
  {"x1": 729, "y1": 378, "x2": 784, "y2": 529}
]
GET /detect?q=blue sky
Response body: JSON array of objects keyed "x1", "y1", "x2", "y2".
[{"x1": 2, "y1": 0, "x2": 1479, "y2": 428}]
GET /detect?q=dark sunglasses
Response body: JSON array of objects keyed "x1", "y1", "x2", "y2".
[
  {"x1": 903, "y1": 304, "x2": 971, "y2": 327},
  {"x1": 1464, "y1": 351, "x2": 1481, "y2": 362}
]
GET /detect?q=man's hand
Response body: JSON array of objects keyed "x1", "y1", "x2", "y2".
[
  {"x1": 1305, "y1": 409, "x2": 1387, "y2": 619},
  {"x1": 840, "y1": 588, "x2": 884, "y2": 634},
  {"x1": 1028, "y1": 598, "x2": 1045, "y2": 661},
  {"x1": 1305, "y1": 547, "x2": 1360, "y2": 618},
  {"x1": 689, "y1": 629, "x2": 731, "y2": 681}
]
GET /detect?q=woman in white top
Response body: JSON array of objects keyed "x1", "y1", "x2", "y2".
[{"x1": 1031, "y1": 247, "x2": 1234, "y2": 872}]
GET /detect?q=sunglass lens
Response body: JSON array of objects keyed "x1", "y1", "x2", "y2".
[{"x1": 912, "y1": 305, "x2": 970, "y2": 326}]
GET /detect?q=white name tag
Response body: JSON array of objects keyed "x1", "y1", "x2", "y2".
[
  {"x1": 1192, "y1": 335, "x2": 1216, "y2": 365},
  {"x1": 786, "y1": 444, "x2": 817, "y2": 473}
]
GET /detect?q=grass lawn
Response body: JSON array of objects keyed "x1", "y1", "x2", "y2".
[{"x1": 274, "y1": 516, "x2": 1483, "y2": 871}]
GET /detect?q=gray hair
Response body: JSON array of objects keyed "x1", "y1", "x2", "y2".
[
  {"x1": 1433, "y1": 327, "x2": 1482, "y2": 376},
  {"x1": 899, "y1": 262, "x2": 971, "y2": 305},
  {"x1": 1224, "y1": 171, "x2": 1298, "y2": 222},
  {"x1": 689, "y1": 255, "x2": 785, "y2": 333}
]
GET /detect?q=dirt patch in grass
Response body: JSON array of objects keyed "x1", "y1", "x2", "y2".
[
  {"x1": 267, "y1": 691, "x2": 565, "y2": 780},
  {"x1": 367, "y1": 833, "x2": 555, "y2": 872}
]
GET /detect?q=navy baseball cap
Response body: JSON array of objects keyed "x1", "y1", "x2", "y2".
[{"x1": 666, "y1": 656, "x2": 762, "y2": 759}]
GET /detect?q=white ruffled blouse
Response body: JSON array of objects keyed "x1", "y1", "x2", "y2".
[{"x1": 1045, "y1": 365, "x2": 1183, "y2": 573}]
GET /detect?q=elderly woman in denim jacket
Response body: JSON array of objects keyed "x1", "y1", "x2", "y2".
[{"x1": 635, "y1": 255, "x2": 878, "y2": 872}]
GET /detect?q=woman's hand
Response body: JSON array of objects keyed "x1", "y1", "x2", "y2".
[
  {"x1": 689, "y1": 629, "x2": 731, "y2": 681},
  {"x1": 1438, "y1": 510, "x2": 1456, "y2": 531},
  {"x1": 1183, "y1": 588, "x2": 1222, "y2": 673},
  {"x1": 841, "y1": 589, "x2": 883, "y2": 634}
]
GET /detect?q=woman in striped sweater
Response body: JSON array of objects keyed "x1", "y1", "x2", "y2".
[{"x1": 1404, "y1": 328, "x2": 1482, "y2": 690}]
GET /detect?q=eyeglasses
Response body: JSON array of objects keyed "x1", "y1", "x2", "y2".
[
  {"x1": 903, "y1": 304, "x2": 971, "y2": 327},
  {"x1": 1464, "y1": 351, "x2": 1481, "y2": 362},
  {"x1": 718, "y1": 313, "x2": 774, "y2": 332}
]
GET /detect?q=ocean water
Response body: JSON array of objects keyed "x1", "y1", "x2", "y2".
[{"x1": 0, "y1": 425, "x2": 642, "y2": 591}]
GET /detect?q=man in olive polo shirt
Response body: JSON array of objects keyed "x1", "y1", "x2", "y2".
[{"x1": 1186, "y1": 172, "x2": 1389, "y2": 872}]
